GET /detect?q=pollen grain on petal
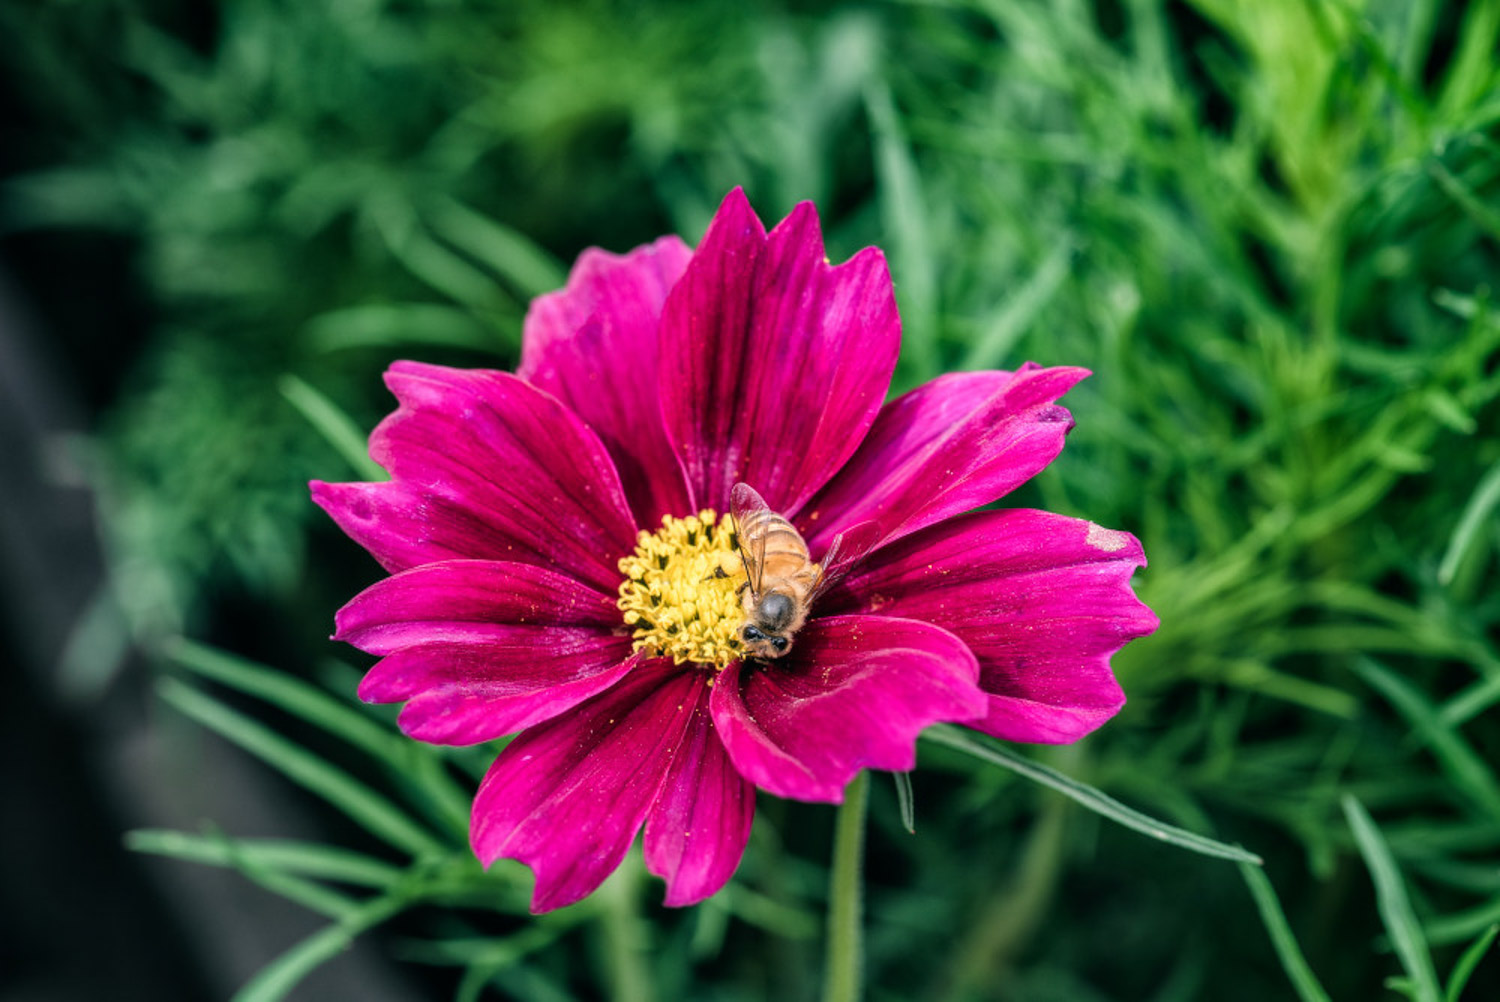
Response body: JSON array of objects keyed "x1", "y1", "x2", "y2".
[
  {"x1": 617, "y1": 510, "x2": 747, "y2": 669},
  {"x1": 1086, "y1": 522, "x2": 1130, "y2": 553}
]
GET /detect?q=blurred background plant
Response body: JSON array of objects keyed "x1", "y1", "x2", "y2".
[{"x1": 1, "y1": 0, "x2": 1497, "y2": 1000}]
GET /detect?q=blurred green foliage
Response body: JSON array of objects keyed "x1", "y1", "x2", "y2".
[{"x1": 4, "y1": 0, "x2": 1499, "y2": 999}]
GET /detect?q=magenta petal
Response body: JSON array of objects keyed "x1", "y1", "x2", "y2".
[
  {"x1": 335, "y1": 560, "x2": 634, "y2": 743},
  {"x1": 519, "y1": 237, "x2": 695, "y2": 526},
  {"x1": 470, "y1": 662, "x2": 713, "y2": 913},
  {"x1": 385, "y1": 645, "x2": 635, "y2": 745},
  {"x1": 823, "y1": 510, "x2": 1157, "y2": 743},
  {"x1": 801, "y1": 365, "x2": 1089, "y2": 551},
  {"x1": 313, "y1": 362, "x2": 637, "y2": 593},
  {"x1": 658, "y1": 188, "x2": 900, "y2": 514},
  {"x1": 336, "y1": 559, "x2": 619, "y2": 651},
  {"x1": 710, "y1": 616, "x2": 984, "y2": 802},
  {"x1": 311, "y1": 480, "x2": 493, "y2": 573},
  {"x1": 643, "y1": 702, "x2": 755, "y2": 906}
]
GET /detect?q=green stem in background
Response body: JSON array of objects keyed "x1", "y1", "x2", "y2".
[
  {"x1": 600, "y1": 855, "x2": 656, "y2": 1002},
  {"x1": 822, "y1": 771, "x2": 871, "y2": 1002},
  {"x1": 938, "y1": 781, "x2": 1071, "y2": 1000}
]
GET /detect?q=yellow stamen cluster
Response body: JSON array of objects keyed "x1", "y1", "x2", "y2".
[{"x1": 617, "y1": 510, "x2": 747, "y2": 669}]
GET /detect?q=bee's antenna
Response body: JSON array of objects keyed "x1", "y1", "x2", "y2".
[{"x1": 729, "y1": 509, "x2": 759, "y2": 600}]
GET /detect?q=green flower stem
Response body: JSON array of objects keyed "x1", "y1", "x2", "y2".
[
  {"x1": 601, "y1": 856, "x2": 655, "y2": 1002},
  {"x1": 822, "y1": 770, "x2": 871, "y2": 1002}
]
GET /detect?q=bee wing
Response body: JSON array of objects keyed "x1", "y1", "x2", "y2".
[
  {"x1": 810, "y1": 519, "x2": 883, "y2": 601},
  {"x1": 730, "y1": 482, "x2": 772, "y2": 599}
]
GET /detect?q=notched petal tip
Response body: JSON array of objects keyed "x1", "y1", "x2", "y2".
[
  {"x1": 803, "y1": 363, "x2": 1094, "y2": 550},
  {"x1": 468, "y1": 664, "x2": 721, "y2": 913},
  {"x1": 309, "y1": 478, "x2": 376, "y2": 519},
  {"x1": 309, "y1": 479, "x2": 343, "y2": 517},
  {"x1": 643, "y1": 706, "x2": 756, "y2": 907},
  {"x1": 329, "y1": 364, "x2": 639, "y2": 588},
  {"x1": 661, "y1": 189, "x2": 900, "y2": 512},
  {"x1": 717, "y1": 184, "x2": 752, "y2": 211},
  {"x1": 768, "y1": 198, "x2": 822, "y2": 248},
  {"x1": 702, "y1": 186, "x2": 765, "y2": 245},
  {"x1": 827, "y1": 509, "x2": 1156, "y2": 747},
  {"x1": 517, "y1": 232, "x2": 695, "y2": 527}
]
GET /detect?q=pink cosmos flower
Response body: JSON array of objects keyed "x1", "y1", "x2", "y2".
[{"x1": 312, "y1": 188, "x2": 1157, "y2": 913}]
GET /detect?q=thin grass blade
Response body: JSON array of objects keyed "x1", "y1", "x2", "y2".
[
  {"x1": 128, "y1": 828, "x2": 360, "y2": 918},
  {"x1": 159, "y1": 678, "x2": 445, "y2": 858},
  {"x1": 865, "y1": 81, "x2": 938, "y2": 382},
  {"x1": 1436, "y1": 0, "x2": 1500, "y2": 118},
  {"x1": 396, "y1": 922, "x2": 580, "y2": 967},
  {"x1": 1352, "y1": 658, "x2": 1500, "y2": 820},
  {"x1": 722, "y1": 884, "x2": 820, "y2": 940},
  {"x1": 1445, "y1": 924, "x2": 1499, "y2": 1002},
  {"x1": 1342, "y1": 795, "x2": 1442, "y2": 1002},
  {"x1": 425, "y1": 197, "x2": 566, "y2": 298},
  {"x1": 1426, "y1": 159, "x2": 1500, "y2": 244},
  {"x1": 1438, "y1": 458, "x2": 1500, "y2": 587},
  {"x1": 893, "y1": 771, "x2": 916, "y2": 834},
  {"x1": 278, "y1": 375, "x2": 383, "y2": 481},
  {"x1": 302, "y1": 303, "x2": 497, "y2": 354},
  {"x1": 164, "y1": 638, "x2": 473, "y2": 837},
  {"x1": 233, "y1": 892, "x2": 410, "y2": 1002},
  {"x1": 166, "y1": 638, "x2": 404, "y2": 764},
  {"x1": 373, "y1": 203, "x2": 519, "y2": 319},
  {"x1": 1426, "y1": 896, "x2": 1500, "y2": 947},
  {"x1": 924, "y1": 725, "x2": 1261, "y2": 864},
  {"x1": 127, "y1": 829, "x2": 403, "y2": 888},
  {"x1": 1238, "y1": 861, "x2": 1334, "y2": 1002},
  {"x1": 1443, "y1": 676, "x2": 1500, "y2": 729},
  {"x1": 960, "y1": 237, "x2": 1074, "y2": 371}
]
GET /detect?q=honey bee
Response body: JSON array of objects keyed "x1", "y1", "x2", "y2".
[{"x1": 729, "y1": 483, "x2": 879, "y2": 660}]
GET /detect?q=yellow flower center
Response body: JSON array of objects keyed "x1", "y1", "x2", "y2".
[{"x1": 617, "y1": 509, "x2": 747, "y2": 669}]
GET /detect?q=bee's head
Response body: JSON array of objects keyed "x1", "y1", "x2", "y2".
[{"x1": 741, "y1": 623, "x2": 792, "y2": 660}]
